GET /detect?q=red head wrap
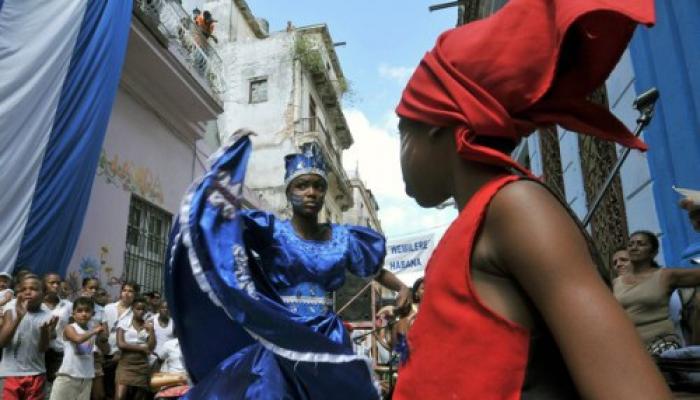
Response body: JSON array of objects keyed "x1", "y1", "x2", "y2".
[{"x1": 396, "y1": 0, "x2": 655, "y2": 175}]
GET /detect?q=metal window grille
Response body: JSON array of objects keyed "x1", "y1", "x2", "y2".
[{"x1": 124, "y1": 196, "x2": 172, "y2": 295}]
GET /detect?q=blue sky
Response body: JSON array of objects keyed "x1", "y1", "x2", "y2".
[{"x1": 187, "y1": 0, "x2": 459, "y2": 238}]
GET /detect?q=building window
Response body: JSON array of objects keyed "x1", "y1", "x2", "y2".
[
  {"x1": 124, "y1": 196, "x2": 172, "y2": 295},
  {"x1": 249, "y1": 77, "x2": 268, "y2": 103}
]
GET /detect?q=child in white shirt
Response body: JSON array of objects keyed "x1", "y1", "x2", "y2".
[
  {"x1": 0, "y1": 275, "x2": 57, "y2": 399},
  {"x1": 49, "y1": 297, "x2": 108, "y2": 400}
]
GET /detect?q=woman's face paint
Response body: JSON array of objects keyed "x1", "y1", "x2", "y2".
[
  {"x1": 287, "y1": 174, "x2": 327, "y2": 217},
  {"x1": 289, "y1": 193, "x2": 306, "y2": 207}
]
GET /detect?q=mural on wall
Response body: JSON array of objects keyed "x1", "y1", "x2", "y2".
[
  {"x1": 68, "y1": 245, "x2": 125, "y2": 302},
  {"x1": 98, "y1": 149, "x2": 165, "y2": 205}
]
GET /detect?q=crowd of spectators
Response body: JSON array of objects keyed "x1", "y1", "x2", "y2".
[
  {"x1": 0, "y1": 272, "x2": 186, "y2": 400},
  {"x1": 0, "y1": 193, "x2": 697, "y2": 399}
]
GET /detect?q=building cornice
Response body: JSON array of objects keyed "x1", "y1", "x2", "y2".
[{"x1": 233, "y1": 0, "x2": 268, "y2": 38}]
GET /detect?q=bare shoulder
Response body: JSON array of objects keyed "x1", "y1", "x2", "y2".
[
  {"x1": 481, "y1": 178, "x2": 594, "y2": 281},
  {"x1": 484, "y1": 179, "x2": 580, "y2": 252},
  {"x1": 489, "y1": 179, "x2": 564, "y2": 217}
]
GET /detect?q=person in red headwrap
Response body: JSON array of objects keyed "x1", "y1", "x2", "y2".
[{"x1": 392, "y1": 0, "x2": 672, "y2": 399}]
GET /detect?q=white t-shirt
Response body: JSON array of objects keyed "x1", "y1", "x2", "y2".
[
  {"x1": 104, "y1": 302, "x2": 132, "y2": 355},
  {"x1": 118, "y1": 319, "x2": 150, "y2": 346},
  {"x1": 0, "y1": 308, "x2": 52, "y2": 377},
  {"x1": 153, "y1": 315, "x2": 174, "y2": 355},
  {"x1": 58, "y1": 323, "x2": 95, "y2": 379},
  {"x1": 157, "y1": 339, "x2": 186, "y2": 374}
]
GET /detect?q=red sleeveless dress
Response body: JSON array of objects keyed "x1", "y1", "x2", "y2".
[{"x1": 393, "y1": 175, "x2": 578, "y2": 399}]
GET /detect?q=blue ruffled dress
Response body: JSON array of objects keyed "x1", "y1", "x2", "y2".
[{"x1": 166, "y1": 135, "x2": 386, "y2": 399}]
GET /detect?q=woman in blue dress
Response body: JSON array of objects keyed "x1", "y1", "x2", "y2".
[{"x1": 165, "y1": 130, "x2": 410, "y2": 399}]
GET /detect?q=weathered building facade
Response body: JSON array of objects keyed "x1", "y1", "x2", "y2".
[
  {"x1": 205, "y1": 0, "x2": 355, "y2": 221},
  {"x1": 66, "y1": 0, "x2": 266, "y2": 299},
  {"x1": 343, "y1": 170, "x2": 382, "y2": 232}
]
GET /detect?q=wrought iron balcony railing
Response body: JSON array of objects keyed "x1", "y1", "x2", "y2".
[{"x1": 134, "y1": 0, "x2": 226, "y2": 95}]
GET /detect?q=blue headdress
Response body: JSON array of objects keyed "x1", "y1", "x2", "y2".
[{"x1": 284, "y1": 142, "x2": 327, "y2": 187}]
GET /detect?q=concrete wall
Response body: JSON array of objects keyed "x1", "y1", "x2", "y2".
[
  {"x1": 66, "y1": 88, "x2": 209, "y2": 300},
  {"x1": 202, "y1": 0, "x2": 258, "y2": 44},
  {"x1": 216, "y1": 30, "x2": 297, "y2": 216}
]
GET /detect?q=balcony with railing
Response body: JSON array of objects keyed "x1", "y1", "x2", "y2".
[
  {"x1": 133, "y1": 0, "x2": 226, "y2": 97},
  {"x1": 294, "y1": 27, "x2": 353, "y2": 149},
  {"x1": 295, "y1": 117, "x2": 352, "y2": 209}
]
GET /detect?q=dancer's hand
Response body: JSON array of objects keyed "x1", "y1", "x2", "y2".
[{"x1": 396, "y1": 286, "x2": 412, "y2": 316}]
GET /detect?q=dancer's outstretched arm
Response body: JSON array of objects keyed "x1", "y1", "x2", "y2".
[{"x1": 375, "y1": 269, "x2": 411, "y2": 312}]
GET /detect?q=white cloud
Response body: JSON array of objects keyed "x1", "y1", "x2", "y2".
[
  {"x1": 343, "y1": 108, "x2": 457, "y2": 238},
  {"x1": 343, "y1": 109, "x2": 403, "y2": 199},
  {"x1": 378, "y1": 64, "x2": 414, "y2": 85}
]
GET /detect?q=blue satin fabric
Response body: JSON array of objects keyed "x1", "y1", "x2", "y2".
[{"x1": 165, "y1": 135, "x2": 386, "y2": 399}]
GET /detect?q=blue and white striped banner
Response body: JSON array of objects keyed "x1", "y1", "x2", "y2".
[{"x1": 0, "y1": 0, "x2": 132, "y2": 277}]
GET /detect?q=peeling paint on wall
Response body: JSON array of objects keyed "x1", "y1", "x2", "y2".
[{"x1": 97, "y1": 149, "x2": 165, "y2": 205}]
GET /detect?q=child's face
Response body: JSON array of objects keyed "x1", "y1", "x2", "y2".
[
  {"x1": 82, "y1": 279, "x2": 99, "y2": 298},
  {"x1": 95, "y1": 290, "x2": 108, "y2": 305},
  {"x1": 150, "y1": 293, "x2": 162, "y2": 311},
  {"x1": 158, "y1": 301, "x2": 170, "y2": 319},
  {"x1": 0, "y1": 277, "x2": 10, "y2": 290},
  {"x1": 398, "y1": 118, "x2": 452, "y2": 208},
  {"x1": 19, "y1": 279, "x2": 43, "y2": 310},
  {"x1": 44, "y1": 274, "x2": 61, "y2": 294},
  {"x1": 60, "y1": 281, "x2": 71, "y2": 298},
  {"x1": 72, "y1": 304, "x2": 94, "y2": 325},
  {"x1": 132, "y1": 301, "x2": 147, "y2": 320}
]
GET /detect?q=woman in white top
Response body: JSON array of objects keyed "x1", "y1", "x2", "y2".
[
  {"x1": 115, "y1": 296, "x2": 154, "y2": 400},
  {"x1": 103, "y1": 282, "x2": 136, "y2": 398},
  {"x1": 103, "y1": 282, "x2": 136, "y2": 356}
]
